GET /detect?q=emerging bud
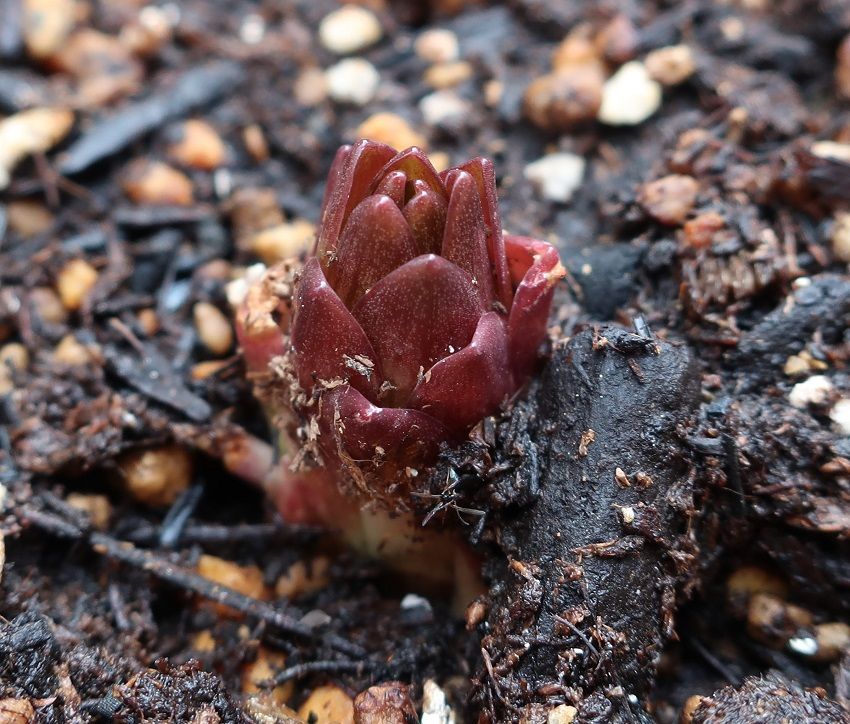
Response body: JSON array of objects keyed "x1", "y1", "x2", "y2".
[{"x1": 233, "y1": 141, "x2": 564, "y2": 589}]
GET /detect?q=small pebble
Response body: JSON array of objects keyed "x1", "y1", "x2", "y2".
[
  {"x1": 168, "y1": 119, "x2": 227, "y2": 171},
  {"x1": 789, "y1": 375, "x2": 834, "y2": 409},
  {"x1": 298, "y1": 685, "x2": 355, "y2": 724},
  {"x1": 726, "y1": 566, "x2": 788, "y2": 610},
  {"x1": 414, "y1": 29, "x2": 459, "y2": 64},
  {"x1": 813, "y1": 622, "x2": 850, "y2": 661},
  {"x1": 0, "y1": 698, "x2": 35, "y2": 724},
  {"x1": 118, "y1": 444, "x2": 193, "y2": 507},
  {"x1": 275, "y1": 556, "x2": 330, "y2": 599},
  {"x1": 30, "y1": 287, "x2": 67, "y2": 324},
  {"x1": 639, "y1": 174, "x2": 699, "y2": 226},
  {"x1": 197, "y1": 554, "x2": 269, "y2": 602},
  {"x1": 681, "y1": 696, "x2": 706, "y2": 723},
  {"x1": 0, "y1": 107, "x2": 75, "y2": 190},
  {"x1": 123, "y1": 160, "x2": 194, "y2": 206},
  {"x1": 252, "y1": 220, "x2": 315, "y2": 264},
  {"x1": 357, "y1": 113, "x2": 427, "y2": 150},
  {"x1": 53, "y1": 334, "x2": 94, "y2": 365},
  {"x1": 242, "y1": 647, "x2": 293, "y2": 704},
  {"x1": 524, "y1": 67, "x2": 604, "y2": 132},
  {"x1": 56, "y1": 258, "x2": 98, "y2": 311},
  {"x1": 326, "y1": 58, "x2": 380, "y2": 106},
  {"x1": 598, "y1": 61, "x2": 662, "y2": 126},
  {"x1": 66, "y1": 493, "x2": 111, "y2": 529},
  {"x1": 294, "y1": 66, "x2": 328, "y2": 106},
  {"x1": 830, "y1": 212, "x2": 850, "y2": 263},
  {"x1": 0, "y1": 343, "x2": 28, "y2": 394},
  {"x1": 595, "y1": 14, "x2": 638, "y2": 66},
  {"x1": 830, "y1": 398, "x2": 850, "y2": 436},
  {"x1": 421, "y1": 680, "x2": 455, "y2": 724},
  {"x1": 424, "y1": 61, "x2": 472, "y2": 89},
  {"x1": 682, "y1": 212, "x2": 725, "y2": 250},
  {"x1": 645, "y1": 44, "x2": 696, "y2": 86},
  {"x1": 552, "y1": 34, "x2": 601, "y2": 72},
  {"x1": 523, "y1": 152, "x2": 586, "y2": 203},
  {"x1": 420, "y1": 90, "x2": 470, "y2": 126},
  {"x1": 23, "y1": 0, "x2": 76, "y2": 59},
  {"x1": 811, "y1": 140, "x2": 850, "y2": 163},
  {"x1": 137, "y1": 308, "x2": 159, "y2": 336},
  {"x1": 120, "y1": 5, "x2": 174, "y2": 57},
  {"x1": 194, "y1": 302, "x2": 233, "y2": 356},
  {"x1": 547, "y1": 704, "x2": 578, "y2": 724},
  {"x1": 319, "y1": 5, "x2": 382, "y2": 55},
  {"x1": 242, "y1": 124, "x2": 270, "y2": 162},
  {"x1": 836, "y1": 33, "x2": 850, "y2": 100},
  {"x1": 6, "y1": 200, "x2": 54, "y2": 238},
  {"x1": 354, "y1": 682, "x2": 417, "y2": 724}
]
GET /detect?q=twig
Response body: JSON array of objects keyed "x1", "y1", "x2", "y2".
[{"x1": 266, "y1": 659, "x2": 372, "y2": 686}]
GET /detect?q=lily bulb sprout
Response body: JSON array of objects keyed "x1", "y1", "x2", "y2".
[{"x1": 231, "y1": 141, "x2": 564, "y2": 592}]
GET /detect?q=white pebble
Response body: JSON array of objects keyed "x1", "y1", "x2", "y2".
[
  {"x1": 414, "y1": 29, "x2": 459, "y2": 64},
  {"x1": 239, "y1": 13, "x2": 265, "y2": 44},
  {"x1": 523, "y1": 152, "x2": 586, "y2": 203},
  {"x1": 325, "y1": 58, "x2": 380, "y2": 106},
  {"x1": 789, "y1": 375, "x2": 834, "y2": 409},
  {"x1": 830, "y1": 212, "x2": 850, "y2": 263},
  {"x1": 421, "y1": 680, "x2": 455, "y2": 724},
  {"x1": 318, "y1": 5, "x2": 382, "y2": 55},
  {"x1": 811, "y1": 140, "x2": 850, "y2": 163},
  {"x1": 830, "y1": 398, "x2": 850, "y2": 436},
  {"x1": 598, "y1": 61, "x2": 662, "y2": 126},
  {"x1": 419, "y1": 90, "x2": 470, "y2": 126}
]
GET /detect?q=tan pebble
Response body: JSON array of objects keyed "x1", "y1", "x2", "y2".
[
  {"x1": 681, "y1": 211, "x2": 725, "y2": 250},
  {"x1": 813, "y1": 622, "x2": 850, "y2": 661},
  {"x1": 243, "y1": 124, "x2": 270, "y2": 163},
  {"x1": 483, "y1": 79, "x2": 503, "y2": 107},
  {"x1": 831, "y1": 212, "x2": 850, "y2": 263},
  {"x1": 123, "y1": 160, "x2": 194, "y2": 206},
  {"x1": 424, "y1": 61, "x2": 472, "y2": 89},
  {"x1": 298, "y1": 686, "x2": 354, "y2": 724},
  {"x1": 356, "y1": 113, "x2": 427, "y2": 150},
  {"x1": 137, "y1": 308, "x2": 159, "y2": 336},
  {"x1": 645, "y1": 44, "x2": 696, "y2": 86},
  {"x1": 47, "y1": 29, "x2": 142, "y2": 106},
  {"x1": 195, "y1": 259, "x2": 233, "y2": 282},
  {"x1": 168, "y1": 120, "x2": 226, "y2": 171},
  {"x1": 354, "y1": 682, "x2": 416, "y2": 724},
  {"x1": 837, "y1": 34, "x2": 850, "y2": 99},
  {"x1": 5, "y1": 200, "x2": 54, "y2": 238},
  {"x1": 53, "y1": 334, "x2": 93, "y2": 365},
  {"x1": 56, "y1": 258, "x2": 98, "y2": 311},
  {"x1": 681, "y1": 695, "x2": 706, "y2": 722},
  {"x1": 23, "y1": 0, "x2": 76, "y2": 59},
  {"x1": 120, "y1": 5, "x2": 173, "y2": 57},
  {"x1": 194, "y1": 302, "x2": 233, "y2": 355},
  {"x1": 552, "y1": 33, "x2": 601, "y2": 72},
  {"x1": 66, "y1": 493, "x2": 111, "y2": 529},
  {"x1": 727, "y1": 566, "x2": 788, "y2": 605},
  {"x1": 0, "y1": 343, "x2": 29, "y2": 393},
  {"x1": 197, "y1": 554, "x2": 269, "y2": 601},
  {"x1": 0, "y1": 697, "x2": 36, "y2": 724},
  {"x1": 524, "y1": 67, "x2": 604, "y2": 132},
  {"x1": 30, "y1": 287, "x2": 66, "y2": 324},
  {"x1": 191, "y1": 359, "x2": 230, "y2": 380},
  {"x1": 249, "y1": 213, "x2": 313, "y2": 259},
  {"x1": 415, "y1": 29, "x2": 459, "y2": 64},
  {"x1": 319, "y1": 6, "x2": 382, "y2": 55},
  {"x1": 118, "y1": 444, "x2": 192, "y2": 507},
  {"x1": 294, "y1": 67, "x2": 328, "y2": 107},
  {"x1": 747, "y1": 592, "x2": 813, "y2": 646},
  {"x1": 275, "y1": 556, "x2": 330, "y2": 599},
  {"x1": 227, "y1": 187, "x2": 285, "y2": 252},
  {"x1": 465, "y1": 597, "x2": 487, "y2": 630},
  {"x1": 0, "y1": 107, "x2": 75, "y2": 190},
  {"x1": 242, "y1": 647, "x2": 294, "y2": 704},
  {"x1": 595, "y1": 14, "x2": 638, "y2": 65},
  {"x1": 245, "y1": 694, "x2": 305, "y2": 724},
  {"x1": 783, "y1": 354, "x2": 810, "y2": 376},
  {"x1": 598, "y1": 61, "x2": 662, "y2": 126},
  {"x1": 639, "y1": 174, "x2": 699, "y2": 226},
  {"x1": 547, "y1": 704, "x2": 577, "y2": 724},
  {"x1": 192, "y1": 630, "x2": 216, "y2": 653}
]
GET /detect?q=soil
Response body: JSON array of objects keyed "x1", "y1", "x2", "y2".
[{"x1": 2, "y1": 0, "x2": 850, "y2": 722}]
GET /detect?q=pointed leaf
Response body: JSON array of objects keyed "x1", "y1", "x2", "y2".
[
  {"x1": 316, "y1": 140, "x2": 396, "y2": 264},
  {"x1": 504, "y1": 235, "x2": 565, "y2": 380},
  {"x1": 352, "y1": 255, "x2": 483, "y2": 401},
  {"x1": 290, "y1": 258, "x2": 383, "y2": 399},
  {"x1": 441, "y1": 170, "x2": 495, "y2": 308},
  {"x1": 408, "y1": 312, "x2": 513, "y2": 433},
  {"x1": 373, "y1": 170, "x2": 407, "y2": 209},
  {"x1": 317, "y1": 385, "x2": 451, "y2": 473},
  {"x1": 373, "y1": 147, "x2": 445, "y2": 198},
  {"x1": 403, "y1": 180, "x2": 447, "y2": 255},
  {"x1": 328, "y1": 195, "x2": 419, "y2": 307},
  {"x1": 447, "y1": 157, "x2": 512, "y2": 309}
]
